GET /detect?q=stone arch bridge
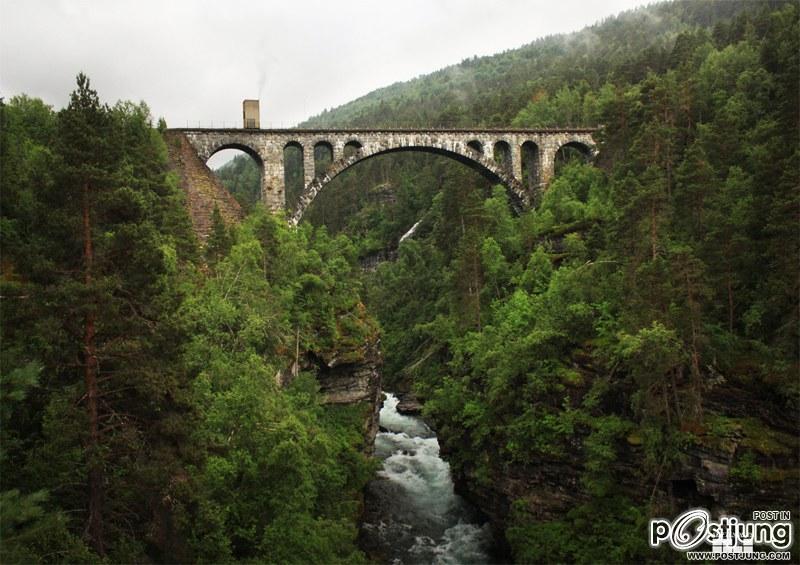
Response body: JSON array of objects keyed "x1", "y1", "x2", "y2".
[{"x1": 171, "y1": 128, "x2": 597, "y2": 225}]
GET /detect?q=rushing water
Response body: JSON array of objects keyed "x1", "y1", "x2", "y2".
[{"x1": 360, "y1": 393, "x2": 494, "y2": 564}]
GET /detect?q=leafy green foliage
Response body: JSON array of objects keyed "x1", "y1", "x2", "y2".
[
  {"x1": 0, "y1": 365, "x2": 95, "y2": 563},
  {"x1": 1, "y1": 79, "x2": 375, "y2": 562},
  {"x1": 506, "y1": 496, "x2": 652, "y2": 564},
  {"x1": 178, "y1": 210, "x2": 376, "y2": 562}
]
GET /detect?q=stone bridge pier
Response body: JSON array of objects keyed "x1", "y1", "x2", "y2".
[{"x1": 172, "y1": 127, "x2": 597, "y2": 224}]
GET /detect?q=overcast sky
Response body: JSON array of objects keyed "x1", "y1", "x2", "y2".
[{"x1": 1, "y1": 0, "x2": 649, "y2": 122}]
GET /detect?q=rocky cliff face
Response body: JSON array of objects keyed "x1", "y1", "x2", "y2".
[
  {"x1": 279, "y1": 339, "x2": 383, "y2": 453},
  {"x1": 314, "y1": 343, "x2": 383, "y2": 453}
]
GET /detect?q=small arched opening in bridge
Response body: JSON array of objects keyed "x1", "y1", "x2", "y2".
[
  {"x1": 283, "y1": 141, "x2": 305, "y2": 211},
  {"x1": 555, "y1": 141, "x2": 593, "y2": 175},
  {"x1": 467, "y1": 140, "x2": 483, "y2": 155},
  {"x1": 206, "y1": 144, "x2": 263, "y2": 212},
  {"x1": 344, "y1": 140, "x2": 363, "y2": 159},
  {"x1": 314, "y1": 141, "x2": 334, "y2": 177},
  {"x1": 520, "y1": 141, "x2": 540, "y2": 189},
  {"x1": 493, "y1": 140, "x2": 512, "y2": 172}
]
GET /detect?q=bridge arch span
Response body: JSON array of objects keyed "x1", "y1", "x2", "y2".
[
  {"x1": 313, "y1": 140, "x2": 334, "y2": 171},
  {"x1": 197, "y1": 137, "x2": 264, "y2": 167},
  {"x1": 492, "y1": 140, "x2": 513, "y2": 172},
  {"x1": 289, "y1": 142, "x2": 527, "y2": 225},
  {"x1": 282, "y1": 141, "x2": 305, "y2": 203},
  {"x1": 467, "y1": 139, "x2": 484, "y2": 155}
]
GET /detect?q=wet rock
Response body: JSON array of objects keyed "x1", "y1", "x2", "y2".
[{"x1": 396, "y1": 392, "x2": 424, "y2": 415}]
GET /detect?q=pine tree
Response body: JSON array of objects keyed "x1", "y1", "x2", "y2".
[{"x1": 57, "y1": 72, "x2": 113, "y2": 554}]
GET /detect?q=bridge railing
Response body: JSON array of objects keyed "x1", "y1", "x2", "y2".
[
  {"x1": 171, "y1": 121, "x2": 600, "y2": 132},
  {"x1": 179, "y1": 120, "x2": 298, "y2": 129},
  {"x1": 170, "y1": 126, "x2": 600, "y2": 135}
]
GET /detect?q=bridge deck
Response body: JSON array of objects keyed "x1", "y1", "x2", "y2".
[{"x1": 169, "y1": 127, "x2": 599, "y2": 135}]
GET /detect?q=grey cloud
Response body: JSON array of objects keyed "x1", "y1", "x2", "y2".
[{"x1": 1, "y1": 0, "x2": 644, "y2": 128}]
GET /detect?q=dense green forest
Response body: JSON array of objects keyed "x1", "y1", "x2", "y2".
[
  {"x1": 305, "y1": 0, "x2": 799, "y2": 561},
  {"x1": 1, "y1": 0, "x2": 798, "y2": 563},
  {"x1": 1, "y1": 77, "x2": 379, "y2": 562}
]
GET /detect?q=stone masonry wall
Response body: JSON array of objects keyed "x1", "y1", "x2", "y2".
[
  {"x1": 172, "y1": 127, "x2": 596, "y2": 224},
  {"x1": 164, "y1": 131, "x2": 243, "y2": 242}
]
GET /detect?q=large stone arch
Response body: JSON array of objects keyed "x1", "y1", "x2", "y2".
[
  {"x1": 467, "y1": 139, "x2": 484, "y2": 155},
  {"x1": 520, "y1": 140, "x2": 540, "y2": 189},
  {"x1": 343, "y1": 140, "x2": 363, "y2": 159},
  {"x1": 492, "y1": 139, "x2": 513, "y2": 172},
  {"x1": 203, "y1": 141, "x2": 267, "y2": 207},
  {"x1": 289, "y1": 143, "x2": 526, "y2": 226},
  {"x1": 283, "y1": 141, "x2": 305, "y2": 206},
  {"x1": 538, "y1": 134, "x2": 598, "y2": 185}
]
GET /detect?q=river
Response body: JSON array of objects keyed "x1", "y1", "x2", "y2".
[{"x1": 360, "y1": 393, "x2": 494, "y2": 564}]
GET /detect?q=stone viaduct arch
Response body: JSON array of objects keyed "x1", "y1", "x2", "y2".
[{"x1": 173, "y1": 128, "x2": 596, "y2": 225}]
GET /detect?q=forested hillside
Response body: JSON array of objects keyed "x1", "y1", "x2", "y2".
[
  {"x1": 302, "y1": 0, "x2": 791, "y2": 129},
  {"x1": 213, "y1": 153, "x2": 262, "y2": 212},
  {"x1": 298, "y1": 0, "x2": 798, "y2": 561},
  {"x1": 1, "y1": 77, "x2": 378, "y2": 562}
]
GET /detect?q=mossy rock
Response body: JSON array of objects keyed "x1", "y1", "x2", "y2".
[
  {"x1": 702, "y1": 414, "x2": 794, "y2": 456},
  {"x1": 738, "y1": 417, "x2": 794, "y2": 456},
  {"x1": 626, "y1": 431, "x2": 643, "y2": 446},
  {"x1": 760, "y1": 466, "x2": 800, "y2": 483},
  {"x1": 696, "y1": 413, "x2": 742, "y2": 453}
]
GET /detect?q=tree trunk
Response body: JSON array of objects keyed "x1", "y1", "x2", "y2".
[
  {"x1": 727, "y1": 272, "x2": 734, "y2": 333},
  {"x1": 684, "y1": 269, "x2": 703, "y2": 422},
  {"x1": 650, "y1": 200, "x2": 658, "y2": 260},
  {"x1": 82, "y1": 181, "x2": 104, "y2": 555}
]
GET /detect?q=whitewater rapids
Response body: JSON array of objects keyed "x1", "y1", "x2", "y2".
[{"x1": 360, "y1": 393, "x2": 493, "y2": 564}]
